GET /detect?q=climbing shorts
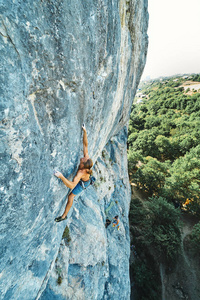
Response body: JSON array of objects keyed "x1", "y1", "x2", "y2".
[{"x1": 71, "y1": 179, "x2": 91, "y2": 195}]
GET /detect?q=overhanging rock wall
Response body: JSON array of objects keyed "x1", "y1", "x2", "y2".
[{"x1": 0, "y1": 0, "x2": 148, "y2": 299}]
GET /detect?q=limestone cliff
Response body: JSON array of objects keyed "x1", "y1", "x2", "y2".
[{"x1": 0, "y1": 0, "x2": 148, "y2": 299}]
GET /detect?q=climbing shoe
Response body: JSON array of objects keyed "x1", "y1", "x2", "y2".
[{"x1": 55, "y1": 216, "x2": 67, "y2": 222}]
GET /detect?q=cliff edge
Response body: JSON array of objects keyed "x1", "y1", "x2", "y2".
[{"x1": 0, "y1": 0, "x2": 148, "y2": 299}]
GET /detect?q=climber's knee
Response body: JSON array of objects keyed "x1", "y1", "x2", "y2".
[{"x1": 68, "y1": 193, "x2": 75, "y2": 206}]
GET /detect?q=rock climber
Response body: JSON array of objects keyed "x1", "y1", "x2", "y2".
[
  {"x1": 112, "y1": 215, "x2": 120, "y2": 230},
  {"x1": 54, "y1": 124, "x2": 93, "y2": 222}
]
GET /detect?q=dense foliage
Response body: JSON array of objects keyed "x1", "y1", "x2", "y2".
[
  {"x1": 128, "y1": 75, "x2": 200, "y2": 300},
  {"x1": 130, "y1": 196, "x2": 181, "y2": 262},
  {"x1": 129, "y1": 196, "x2": 181, "y2": 300},
  {"x1": 128, "y1": 76, "x2": 200, "y2": 214}
]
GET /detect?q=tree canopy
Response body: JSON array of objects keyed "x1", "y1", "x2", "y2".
[
  {"x1": 128, "y1": 76, "x2": 200, "y2": 215},
  {"x1": 128, "y1": 75, "x2": 200, "y2": 300}
]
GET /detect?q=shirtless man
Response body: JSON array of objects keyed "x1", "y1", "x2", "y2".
[{"x1": 54, "y1": 124, "x2": 93, "y2": 222}]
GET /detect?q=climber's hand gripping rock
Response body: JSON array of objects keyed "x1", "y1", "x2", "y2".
[{"x1": 54, "y1": 170, "x2": 62, "y2": 178}]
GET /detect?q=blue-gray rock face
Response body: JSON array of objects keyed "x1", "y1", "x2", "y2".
[{"x1": 0, "y1": 0, "x2": 148, "y2": 299}]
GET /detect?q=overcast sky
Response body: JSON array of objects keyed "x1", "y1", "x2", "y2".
[{"x1": 142, "y1": 0, "x2": 200, "y2": 80}]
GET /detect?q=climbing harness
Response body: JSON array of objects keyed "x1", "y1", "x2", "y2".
[
  {"x1": 80, "y1": 176, "x2": 96, "y2": 189},
  {"x1": 112, "y1": 217, "x2": 120, "y2": 230}
]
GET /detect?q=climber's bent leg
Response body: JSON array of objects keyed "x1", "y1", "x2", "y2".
[
  {"x1": 55, "y1": 193, "x2": 75, "y2": 222},
  {"x1": 61, "y1": 192, "x2": 75, "y2": 218},
  {"x1": 55, "y1": 181, "x2": 87, "y2": 222}
]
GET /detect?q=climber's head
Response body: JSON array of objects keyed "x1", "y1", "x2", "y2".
[
  {"x1": 114, "y1": 215, "x2": 119, "y2": 220},
  {"x1": 79, "y1": 158, "x2": 93, "y2": 174},
  {"x1": 83, "y1": 158, "x2": 93, "y2": 169},
  {"x1": 84, "y1": 158, "x2": 93, "y2": 175}
]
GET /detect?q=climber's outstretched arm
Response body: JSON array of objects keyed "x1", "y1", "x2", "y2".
[
  {"x1": 54, "y1": 171, "x2": 82, "y2": 190},
  {"x1": 82, "y1": 124, "x2": 89, "y2": 158}
]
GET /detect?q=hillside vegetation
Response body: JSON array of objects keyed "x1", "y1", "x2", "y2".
[
  {"x1": 128, "y1": 75, "x2": 200, "y2": 300},
  {"x1": 128, "y1": 75, "x2": 200, "y2": 214}
]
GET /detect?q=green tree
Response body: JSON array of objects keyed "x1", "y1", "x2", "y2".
[
  {"x1": 128, "y1": 150, "x2": 144, "y2": 171},
  {"x1": 130, "y1": 196, "x2": 181, "y2": 264},
  {"x1": 144, "y1": 115, "x2": 160, "y2": 129},
  {"x1": 131, "y1": 157, "x2": 168, "y2": 195},
  {"x1": 155, "y1": 135, "x2": 174, "y2": 160},
  {"x1": 129, "y1": 128, "x2": 160, "y2": 157},
  {"x1": 163, "y1": 145, "x2": 200, "y2": 213}
]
